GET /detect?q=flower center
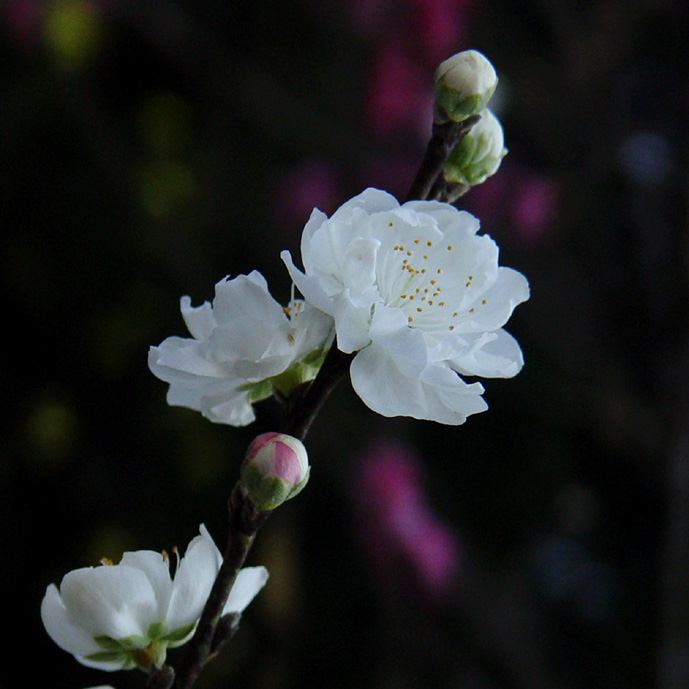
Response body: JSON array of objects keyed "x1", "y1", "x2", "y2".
[{"x1": 380, "y1": 234, "x2": 481, "y2": 332}]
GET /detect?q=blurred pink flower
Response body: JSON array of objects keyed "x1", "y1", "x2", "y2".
[
  {"x1": 463, "y1": 167, "x2": 510, "y2": 227},
  {"x1": 411, "y1": 0, "x2": 475, "y2": 65},
  {"x1": 510, "y1": 173, "x2": 558, "y2": 243},
  {"x1": 465, "y1": 159, "x2": 558, "y2": 247},
  {"x1": 352, "y1": 439, "x2": 461, "y2": 598},
  {"x1": 364, "y1": 40, "x2": 432, "y2": 140},
  {"x1": 274, "y1": 159, "x2": 343, "y2": 233}
]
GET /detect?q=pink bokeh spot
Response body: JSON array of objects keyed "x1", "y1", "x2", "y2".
[
  {"x1": 511, "y1": 174, "x2": 558, "y2": 243},
  {"x1": 3, "y1": 0, "x2": 47, "y2": 46},
  {"x1": 411, "y1": 0, "x2": 475, "y2": 65},
  {"x1": 364, "y1": 41, "x2": 433, "y2": 140},
  {"x1": 352, "y1": 439, "x2": 461, "y2": 598},
  {"x1": 274, "y1": 159, "x2": 343, "y2": 233},
  {"x1": 465, "y1": 159, "x2": 559, "y2": 247}
]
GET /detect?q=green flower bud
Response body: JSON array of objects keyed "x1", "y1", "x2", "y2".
[
  {"x1": 443, "y1": 109, "x2": 507, "y2": 186},
  {"x1": 434, "y1": 50, "x2": 498, "y2": 122},
  {"x1": 241, "y1": 433, "x2": 310, "y2": 512}
]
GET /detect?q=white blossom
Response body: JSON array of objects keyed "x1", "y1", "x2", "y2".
[
  {"x1": 148, "y1": 270, "x2": 334, "y2": 426},
  {"x1": 41, "y1": 526, "x2": 268, "y2": 672},
  {"x1": 281, "y1": 188, "x2": 529, "y2": 424}
]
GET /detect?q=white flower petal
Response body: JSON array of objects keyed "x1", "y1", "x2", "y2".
[
  {"x1": 180, "y1": 297, "x2": 216, "y2": 342},
  {"x1": 455, "y1": 267, "x2": 530, "y2": 333},
  {"x1": 281, "y1": 250, "x2": 336, "y2": 315},
  {"x1": 369, "y1": 305, "x2": 428, "y2": 378},
  {"x1": 331, "y1": 295, "x2": 375, "y2": 353},
  {"x1": 59, "y1": 565, "x2": 158, "y2": 641},
  {"x1": 337, "y1": 187, "x2": 400, "y2": 215},
  {"x1": 78, "y1": 657, "x2": 128, "y2": 672},
  {"x1": 119, "y1": 551, "x2": 172, "y2": 622},
  {"x1": 148, "y1": 339, "x2": 229, "y2": 380},
  {"x1": 41, "y1": 584, "x2": 103, "y2": 658},
  {"x1": 165, "y1": 525, "x2": 222, "y2": 632},
  {"x1": 341, "y1": 237, "x2": 380, "y2": 295},
  {"x1": 418, "y1": 363, "x2": 488, "y2": 424},
  {"x1": 164, "y1": 376, "x2": 245, "y2": 412},
  {"x1": 223, "y1": 566, "x2": 270, "y2": 615},
  {"x1": 351, "y1": 345, "x2": 486, "y2": 424},
  {"x1": 287, "y1": 302, "x2": 335, "y2": 359},
  {"x1": 449, "y1": 329, "x2": 524, "y2": 378},
  {"x1": 210, "y1": 274, "x2": 286, "y2": 342},
  {"x1": 401, "y1": 202, "x2": 480, "y2": 241},
  {"x1": 200, "y1": 392, "x2": 256, "y2": 426},
  {"x1": 350, "y1": 344, "x2": 429, "y2": 419},
  {"x1": 300, "y1": 207, "x2": 330, "y2": 273}
]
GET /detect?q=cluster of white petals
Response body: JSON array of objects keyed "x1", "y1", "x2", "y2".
[
  {"x1": 41, "y1": 525, "x2": 268, "y2": 671},
  {"x1": 148, "y1": 270, "x2": 334, "y2": 426},
  {"x1": 282, "y1": 188, "x2": 529, "y2": 424}
]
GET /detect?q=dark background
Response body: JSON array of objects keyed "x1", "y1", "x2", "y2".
[{"x1": 3, "y1": 1, "x2": 689, "y2": 688}]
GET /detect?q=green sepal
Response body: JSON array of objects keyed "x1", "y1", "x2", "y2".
[
  {"x1": 147, "y1": 621, "x2": 168, "y2": 639},
  {"x1": 271, "y1": 347, "x2": 328, "y2": 397},
  {"x1": 239, "y1": 379, "x2": 273, "y2": 403},
  {"x1": 93, "y1": 635, "x2": 126, "y2": 651},
  {"x1": 160, "y1": 622, "x2": 196, "y2": 644},
  {"x1": 434, "y1": 86, "x2": 493, "y2": 123},
  {"x1": 84, "y1": 649, "x2": 131, "y2": 665},
  {"x1": 443, "y1": 133, "x2": 505, "y2": 186},
  {"x1": 242, "y1": 465, "x2": 310, "y2": 512},
  {"x1": 117, "y1": 633, "x2": 149, "y2": 649},
  {"x1": 241, "y1": 467, "x2": 291, "y2": 512}
]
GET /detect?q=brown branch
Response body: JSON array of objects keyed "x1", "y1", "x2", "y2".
[
  {"x1": 172, "y1": 89, "x2": 475, "y2": 689},
  {"x1": 175, "y1": 486, "x2": 270, "y2": 689},
  {"x1": 405, "y1": 113, "x2": 480, "y2": 203}
]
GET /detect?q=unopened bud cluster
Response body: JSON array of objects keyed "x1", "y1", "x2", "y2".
[
  {"x1": 434, "y1": 50, "x2": 506, "y2": 189},
  {"x1": 240, "y1": 433, "x2": 310, "y2": 511}
]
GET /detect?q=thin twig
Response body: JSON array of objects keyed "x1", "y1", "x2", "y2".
[
  {"x1": 405, "y1": 113, "x2": 479, "y2": 202},
  {"x1": 172, "y1": 98, "x2": 478, "y2": 689},
  {"x1": 280, "y1": 346, "x2": 355, "y2": 441},
  {"x1": 173, "y1": 343, "x2": 354, "y2": 688},
  {"x1": 175, "y1": 487, "x2": 270, "y2": 689}
]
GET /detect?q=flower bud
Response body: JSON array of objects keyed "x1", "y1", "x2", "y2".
[
  {"x1": 241, "y1": 433, "x2": 310, "y2": 511},
  {"x1": 434, "y1": 50, "x2": 498, "y2": 122},
  {"x1": 443, "y1": 109, "x2": 506, "y2": 186}
]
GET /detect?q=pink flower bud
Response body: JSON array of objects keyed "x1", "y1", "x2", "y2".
[{"x1": 241, "y1": 433, "x2": 310, "y2": 511}]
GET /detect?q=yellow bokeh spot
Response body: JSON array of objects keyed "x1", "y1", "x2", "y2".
[
  {"x1": 137, "y1": 159, "x2": 196, "y2": 220},
  {"x1": 43, "y1": 0, "x2": 101, "y2": 71}
]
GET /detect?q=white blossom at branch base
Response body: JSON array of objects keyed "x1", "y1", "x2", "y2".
[
  {"x1": 148, "y1": 271, "x2": 334, "y2": 426},
  {"x1": 41, "y1": 525, "x2": 268, "y2": 672},
  {"x1": 281, "y1": 188, "x2": 529, "y2": 425}
]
